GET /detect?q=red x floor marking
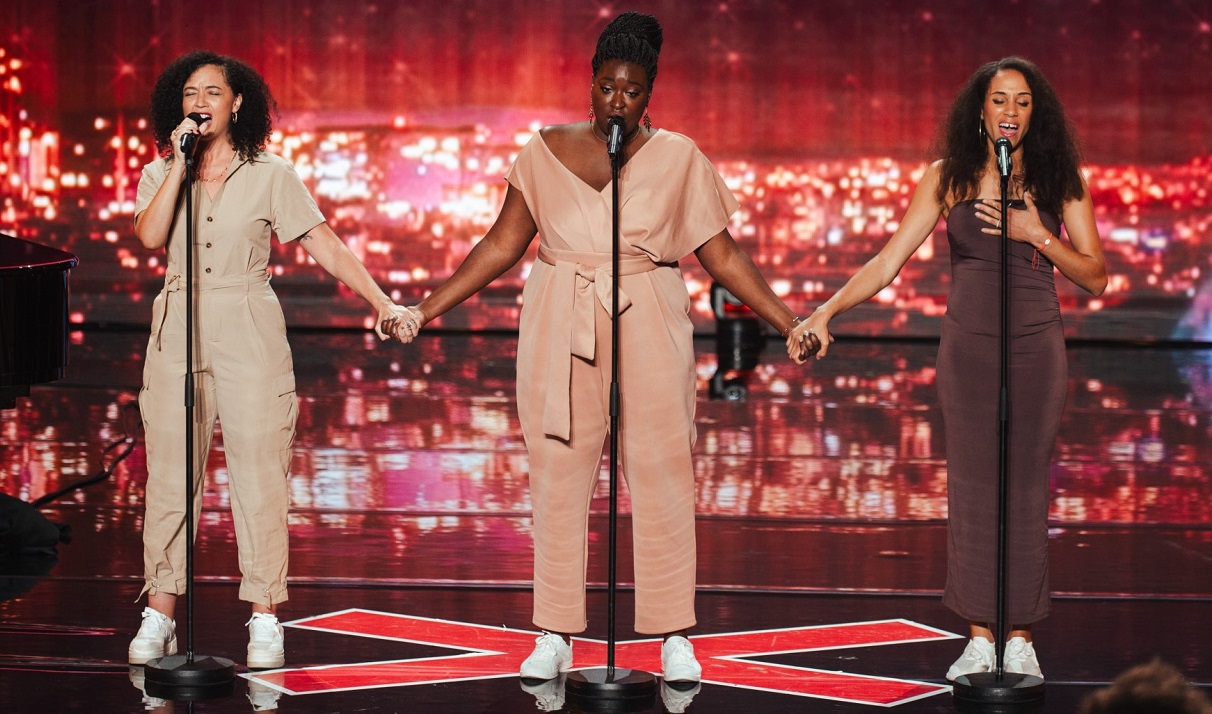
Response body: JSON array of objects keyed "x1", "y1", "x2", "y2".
[{"x1": 246, "y1": 609, "x2": 960, "y2": 707}]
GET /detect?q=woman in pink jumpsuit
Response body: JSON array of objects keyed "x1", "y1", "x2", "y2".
[
  {"x1": 128, "y1": 51, "x2": 408, "y2": 670},
  {"x1": 387, "y1": 12, "x2": 817, "y2": 684}
]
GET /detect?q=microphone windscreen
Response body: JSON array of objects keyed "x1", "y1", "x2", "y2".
[
  {"x1": 994, "y1": 138, "x2": 1012, "y2": 177},
  {"x1": 606, "y1": 116, "x2": 625, "y2": 156}
]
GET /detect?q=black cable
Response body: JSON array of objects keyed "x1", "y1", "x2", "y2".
[{"x1": 30, "y1": 403, "x2": 140, "y2": 508}]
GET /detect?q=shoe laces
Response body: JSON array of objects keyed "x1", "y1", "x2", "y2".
[
  {"x1": 664, "y1": 637, "x2": 694, "y2": 660},
  {"x1": 138, "y1": 608, "x2": 170, "y2": 636},
  {"x1": 967, "y1": 638, "x2": 994, "y2": 665},
  {"x1": 1003, "y1": 638, "x2": 1032, "y2": 664},
  {"x1": 247, "y1": 613, "x2": 280, "y2": 640},
  {"x1": 532, "y1": 633, "x2": 566, "y2": 656}
]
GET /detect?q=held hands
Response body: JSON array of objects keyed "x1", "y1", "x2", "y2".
[
  {"x1": 374, "y1": 302, "x2": 412, "y2": 341},
  {"x1": 379, "y1": 305, "x2": 427, "y2": 344},
  {"x1": 976, "y1": 193, "x2": 1052, "y2": 248},
  {"x1": 785, "y1": 313, "x2": 828, "y2": 365}
]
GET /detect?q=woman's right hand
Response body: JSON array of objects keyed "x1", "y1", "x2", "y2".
[
  {"x1": 787, "y1": 311, "x2": 834, "y2": 363},
  {"x1": 169, "y1": 114, "x2": 210, "y2": 163}
]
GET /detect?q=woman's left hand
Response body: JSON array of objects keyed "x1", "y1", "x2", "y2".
[
  {"x1": 976, "y1": 194, "x2": 1051, "y2": 248},
  {"x1": 380, "y1": 305, "x2": 427, "y2": 343}
]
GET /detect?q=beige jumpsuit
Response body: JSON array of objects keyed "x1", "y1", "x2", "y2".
[
  {"x1": 508, "y1": 130, "x2": 738, "y2": 634},
  {"x1": 134, "y1": 152, "x2": 323, "y2": 607}
]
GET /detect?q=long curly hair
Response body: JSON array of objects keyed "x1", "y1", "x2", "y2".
[
  {"x1": 591, "y1": 11, "x2": 663, "y2": 88},
  {"x1": 934, "y1": 57, "x2": 1084, "y2": 215},
  {"x1": 149, "y1": 51, "x2": 276, "y2": 162}
]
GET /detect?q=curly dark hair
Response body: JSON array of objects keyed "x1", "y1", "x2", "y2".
[
  {"x1": 591, "y1": 11, "x2": 663, "y2": 88},
  {"x1": 149, "y1": 51, "x2": 276, "y2": 162},
  {"x1": 1081, "y1": 659, "x2": 1212, "y2": 714},
  {"x1": 934, "y1": 57, "x2": 1084, "y2": 215}
]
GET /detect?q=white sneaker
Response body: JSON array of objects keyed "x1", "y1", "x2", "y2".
[
  {"x1": 128, "y1": 607, "x2": 177, "y2": 665},
  {"x1": 520, "y1": 673, "x2": 567, "y2": 711},
  {"x1": 128, "y1": 665, "x2": 169, "y2": 711},
  {"x1": 661, "y1": 681, "x2": 701, "y2": 713},
  {"x1": 661, "y1": 636, "x2": 702, "y2": 683},
  {"x1": 945, "y1": 637, "x2": 995, "y2": 682},
  {"x1": 519, "y1": 632, "x2": 572, "y2": 680},
  {"x1": 246, "y1": 613, "x2": 285, "y2": 669},
  {"x1": 1003, "y1": 637, "x2": 1043, "y2": 679},
  {"x1": 247, "y1": 679, "x2": 283, "y2": 711}
]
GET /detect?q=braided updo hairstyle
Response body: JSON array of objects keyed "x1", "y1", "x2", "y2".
[{"x1": 591, "y1": 11, "x2": 663, "y2": 88}]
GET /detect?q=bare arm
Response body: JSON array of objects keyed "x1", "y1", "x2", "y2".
[
  {"x1": 134, "y1": 161, "x2": 187, "y2": 251},
  {"x1": 134, "y1": 116, "x2": 210, "y2": 251},
  {"x1": 1051, "y1": 188, "x2": 1108, "y2": 295},
  {"x1": 298, "y1": 223, "x2": 403, "y2": 338},
  {"x1": 694, "y1": 228, "x2": 800, "y2": 337},
  {"x1": 388, "y1": 185, "x2": 538, "y2": 341},
  {"x1": 793, "y1": 161, "x2": 946, "y2": 361}
]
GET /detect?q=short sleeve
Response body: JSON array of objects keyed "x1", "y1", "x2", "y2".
[
  {"x1": 504, "y1": 135, "x2": 537, "y2": 197},
  {"x1": 134, "y1": 159, "x2": 170, "y2": 225},
  {"x1": 632, "y1": 132, "x2": 740, "y2": 261},
  {"x1": 669, "y1": 145, "x2": 739, "y2": 257},
  {"x1": 269, "y1": 157, "x2": 325, "y2": 243}
]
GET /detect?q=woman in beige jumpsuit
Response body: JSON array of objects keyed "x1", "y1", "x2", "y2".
[
  {"x1": 386, "y1": 13, "x2": 818, "y2": 683},
  {"x1": 127, "y1": 52, "x2": 408, "y2": 670}
]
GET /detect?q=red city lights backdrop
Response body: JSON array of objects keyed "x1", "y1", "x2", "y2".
[{"x1": 2, "y1": 0, "x2": 1210, "y2": 341}]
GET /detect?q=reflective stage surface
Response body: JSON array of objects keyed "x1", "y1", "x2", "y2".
[{"x1": 1, "y1": 331, "x2": 1209, "y2": 712}]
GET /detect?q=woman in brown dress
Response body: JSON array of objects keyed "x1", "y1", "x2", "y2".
[{"x1": 791, "y1": 57, "x2": 1107, "y2": 681}]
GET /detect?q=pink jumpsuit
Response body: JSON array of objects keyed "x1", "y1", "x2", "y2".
[
  {"x1": 134, "y1": 152, "x2": 323, "y2": 607},
  {"x1": 507, "y1": 130, "x2": 738, "y2": 634}
]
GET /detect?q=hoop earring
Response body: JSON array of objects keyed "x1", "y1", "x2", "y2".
[
  {"x1": 643, "y1": 109, "x2": 651, "y2": 131},
  {"x1": 977, "y1": 120, "x2": 985, "y2": 140},
  {"x1": 233, "y1": 110, "x2": 239, "y2": 124}
]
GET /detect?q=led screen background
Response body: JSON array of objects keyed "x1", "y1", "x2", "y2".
[{"x1": 2, "y1": 0, "x2": 1209, "y2": 340}]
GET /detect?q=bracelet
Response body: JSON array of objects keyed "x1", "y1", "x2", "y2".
[
  {"x1": 783, "y1": 316, "x2": 802, "y2": 337},
  {"x1": 1039, "y1": 235, "x2": 1053, "y2": 250}
]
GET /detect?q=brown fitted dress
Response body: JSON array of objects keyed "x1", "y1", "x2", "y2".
[
  {"x1": 938, "y1": 199, "x2": 1066, "y2": 625},
  {"x1": 506, "y1": 129, "x2": 738, "y2": 635}
]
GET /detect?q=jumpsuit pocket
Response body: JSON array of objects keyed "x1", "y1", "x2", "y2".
[
  {"x1": 274, "y1": 372, "x2": 296, "y2": 398},
  {"x1": 149, "y1": 292, "x2": 168, "y2": 351}
]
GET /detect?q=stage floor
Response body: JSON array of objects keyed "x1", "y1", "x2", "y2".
[{"x1": 1, "y1": 330, "x2": 1209, "y2": 713}]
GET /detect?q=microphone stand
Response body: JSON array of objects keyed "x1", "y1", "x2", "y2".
[
  {"x1": 565, "y1": 122, "x2": 657, "y2": 710},
  {"x1": 953, "y1": 146, "x2": 1045, "y2": 708},
  {"x1": 145, "y1": 139, "x2": 236, "y2": 701}
]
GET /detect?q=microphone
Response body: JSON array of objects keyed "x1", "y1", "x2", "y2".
[
  {"x1": 994, "y1": 137, "x2": 1012, "y2": 179},
  {"x1": 606, "y1": 116, "x2": 625, "y2": 157},
  {"x1": 179, "y1": 112, "x2": 212, "y2": 157}
]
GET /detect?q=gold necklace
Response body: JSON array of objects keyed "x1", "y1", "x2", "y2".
[
  {"x1": 197, "y1": 154, "x2": 233, "y2": 184},
  {"x1": 199, "y1": 166, "x2": 229, "y2": 184}
]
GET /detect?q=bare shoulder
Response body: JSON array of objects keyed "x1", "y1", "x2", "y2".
[{"x1": 539, "y1": 122, "x2": 589, "y2": 152}]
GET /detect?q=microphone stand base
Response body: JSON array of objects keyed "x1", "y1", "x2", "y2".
[
  {"x1": 144, "y1": 654, "x2": 236, "y2": 701},
  {"x1": 952, "y1": 671, "x2": 1045, "y2": 710},
  {"x1": 565, "y1": 668, "x2": 657, "y2": 712}
]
